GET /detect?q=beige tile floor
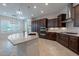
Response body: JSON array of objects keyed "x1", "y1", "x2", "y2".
[
  {"x1": 38, "y1": 39, "x2": 78, "y2": 56},
  {"x1": 0, "y1": 34, "x2": 78, "y2": 56}
]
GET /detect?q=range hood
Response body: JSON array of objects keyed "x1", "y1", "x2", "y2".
[{"x1": 64, "y1": 3, "x2": 73, "y2": 23}]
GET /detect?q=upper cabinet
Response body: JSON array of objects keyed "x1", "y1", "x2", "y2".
[
  {"x1": 31, "y1": 20, "x2": 40, "y2": 32},
  {"x1": 73, "y1": 4, "x2": 79, "y2": 27},
  {"x1": 31, "y1": 18, "x2": 48, "y2": 39},
  {"x1": 48, "y1": 18, "x2": 58, "y2": 28},
  {"x1": 39, "y1": 18, "x2": 48, "y2": 28},
  {"x1": 48, "y1": 14, "x2": 66, "y2": 28},
  {"x1": 57, "y1": 14, "x2": 66, "y2": 27},
  {"x1": 31, "y1": 20, "x2": 37, "y2": 32}
]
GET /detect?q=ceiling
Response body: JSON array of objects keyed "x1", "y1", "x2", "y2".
[{"x1": 0, "y1": 3, "x2": 68, "y2": 19}]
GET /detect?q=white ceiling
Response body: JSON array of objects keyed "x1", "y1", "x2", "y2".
[{"x1": 0, "y1": 3, "x2": 68, "y2": 19}]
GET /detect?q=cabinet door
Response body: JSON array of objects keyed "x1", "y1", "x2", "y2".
[
  {"x1": 31, "y1": 21, "x2": 37, "y2": 32},
  {"x1": 57, "y1": 14, "x2": 66, "y2": 27},
  {"x1": 48, "y1": 19, "x2": 57, "y2": 28},
  {"x1": 37, "y1": 20, "x2": 40, "y2": 33},
  {"x1": 40, "y1": 19, "x2": 46, "y2": 27},
  {"x1": 51, "y1": 32, "x2": 56, "y2": 41},
  {"x1": 69, "y1": 36, "x2": 78, "y2": 53},
  {"x1": 60, "y1": 34, "x2": 69, "y2": 47},
  {"x1": 57, "y1": 18, "x2": 61, "y2": 27},
  {"x1": 56, "y1": 33, "x2": 61, "y2": 42},
  {"x1": 47, "y1": 32, "x2": 56, "y2": 41},
  {"x1": 74, "y1": 5, "x2": 79, "y2": 27},
  {"x1": 56, "y1": 34, "x2": 69, "y2": 47}
]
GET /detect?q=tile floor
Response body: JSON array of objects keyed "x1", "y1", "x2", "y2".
[{"x1": 0, "y1": 33, "x2": 78, "y2": 56}]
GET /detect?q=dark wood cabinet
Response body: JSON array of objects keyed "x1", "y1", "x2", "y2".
[
  {"x1": 74, "y1": 4, "x2": 79, "y2": 27},
  {"x1": 40, "y1": 18, "x2": 48, "y2": 27},
  {"x1": 36, "y1": 20, "x2": 40, "y2": 33},
  {"x1": 56, "y1": 33, "x2": 61, "y2": 43},
  {"x1": 57, "y1": 14, "x2": 66, "y2": 27},
  {"x1": 31, "y1": 18, "x2": 48, "y2": 39},
  {"x1": 69, "y1": 36, "x2": 79, "y2": 53},
  {"x1": 56, "y1": 33, "x2": 79, "y2": 54},
  {"x1": 56, "y1": 33, "x2": 69, "y2": 47},
  {"x1": 39, "y1": 18, "x2": 48, "y2": 39},
  {"x1": 47, "y1": 32, "x2": 56, "y2": 41},
  {"x1": 31, "y1": 20, "x2": 37, "y2": 32},
  {"x1": 48, "y1": 18, "x2": 58, "y2": 28},
  {"x1": 31, "y1": 20, "x2": 40, "y2": 32}
]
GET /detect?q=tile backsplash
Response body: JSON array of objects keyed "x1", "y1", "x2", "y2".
[{"x1": 48, "y1": 27, "x2": 79, "y2": 33}]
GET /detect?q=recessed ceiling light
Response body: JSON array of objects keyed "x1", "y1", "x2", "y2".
[
  {"x1": 45, "y1": 3, "x2": 48, "y2": 5},
  {"x1": 41, "y1": 11, "x2": 44, "y2": 13},
  {"x1": 34, "y1": 6, "x2": 37, "y2": 8},
  {"x1": 2, "y1": 3, "x2": 7, "y2": 6}
]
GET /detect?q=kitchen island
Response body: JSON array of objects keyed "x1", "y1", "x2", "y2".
[{"x1": 8, "y1": 32, "x2": 39, "y2": 56}]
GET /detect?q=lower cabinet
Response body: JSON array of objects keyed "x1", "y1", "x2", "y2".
[
  {"x1": 47, "y1": 32, "x2": 56, "y2": 41},
  {"x1": 47, "y1": 32, "x2": 79, "y2": 54},
  {"x1": 69, "y1": 36, "x2": 79, "y2": 54},
  {"x1": 57, "y1": 33, "x2": 79, "y2": 54},
  {"x1": 56, "y1": 33, "x2": 69, "y2": 47}
]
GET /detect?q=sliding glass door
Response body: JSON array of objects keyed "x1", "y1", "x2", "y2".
[
  {"x1": 0, "y1": 16, "x2": 31, "y2": 34},
  {"x1": 0, "y1": 19, "x2": 21, "y2": 33}
]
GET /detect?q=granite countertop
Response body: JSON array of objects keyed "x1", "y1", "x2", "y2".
[
  {"x1": 8, "y1": 32, "x2": 39, "y2": 46},
  {"x1": 47, "y1": 30, "x2": 79, "y2": 37},
  {"x1": 58, "y1": 32, "x2": 79, "y2": 37}
]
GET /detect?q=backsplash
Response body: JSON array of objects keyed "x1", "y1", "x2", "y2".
[
  {"x1": 67, "y1": 27, "x2": 79, "y2": 33},
  {"x1": 48, "y1": 27, "x2": 79, "y2": 33},
  {"x1": 48, "y1": 27, "x2": 67, "y2": 32}
]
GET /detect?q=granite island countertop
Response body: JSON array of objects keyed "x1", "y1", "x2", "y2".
[{"x1": 8, "y1": 32, "x2": 39, "y2": 46}]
